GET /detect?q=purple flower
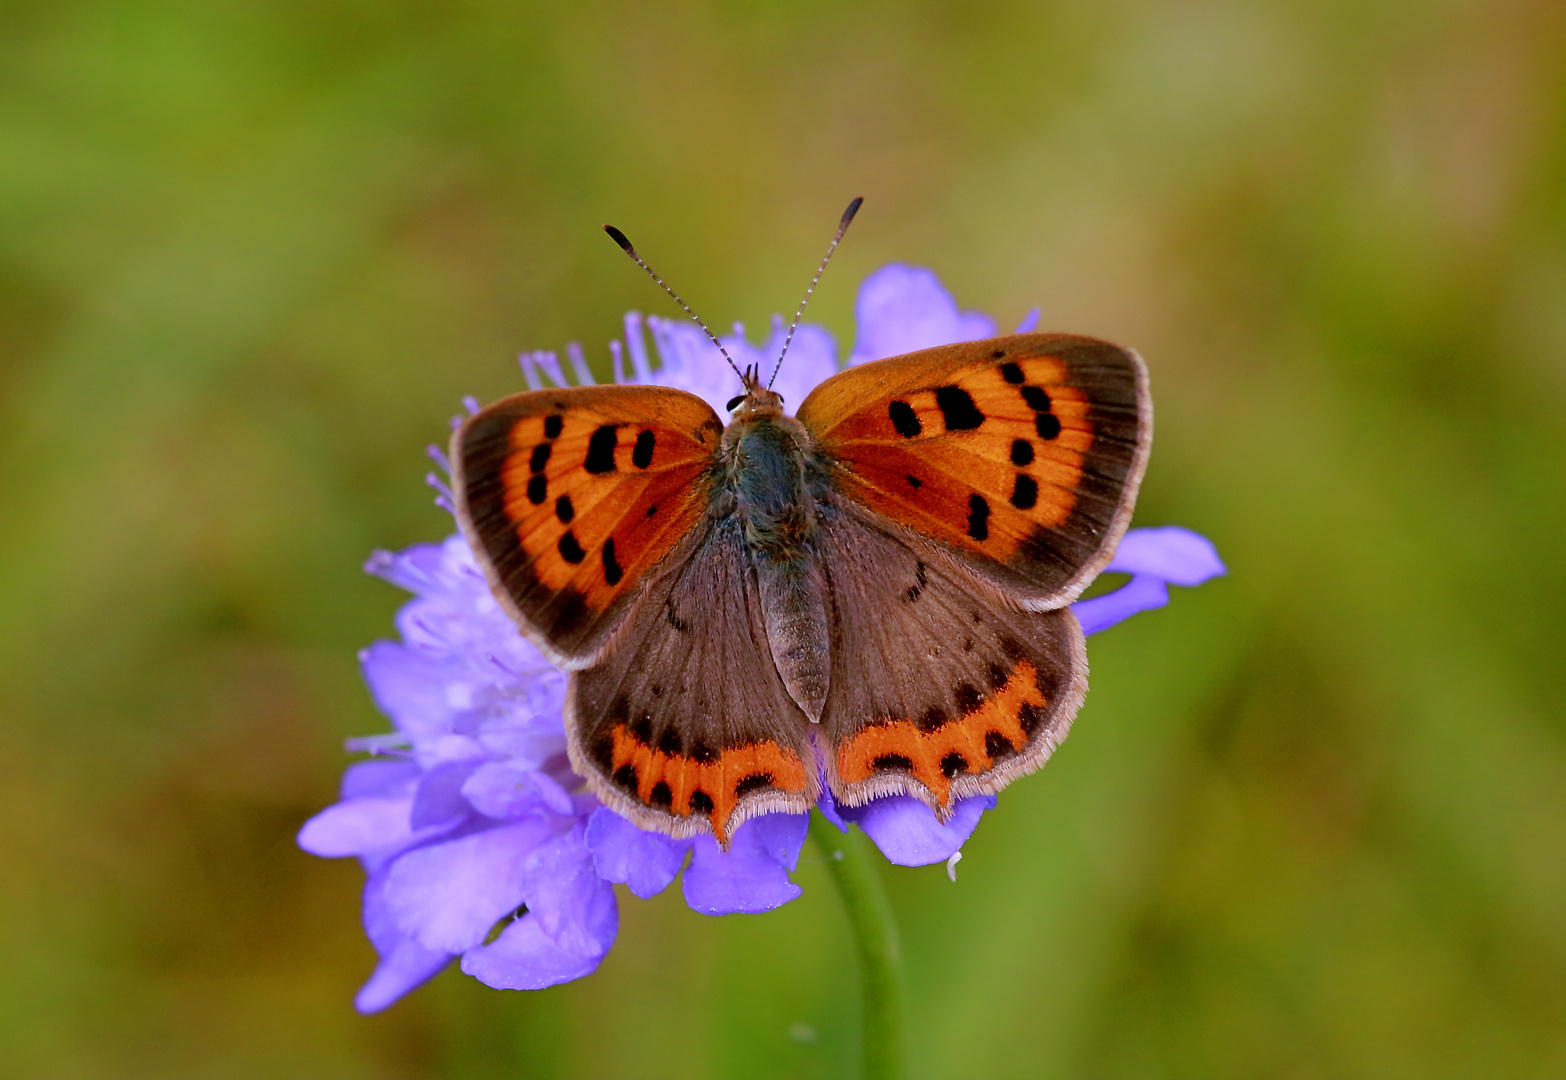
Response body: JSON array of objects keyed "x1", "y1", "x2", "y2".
[{"x1": 300, "y1": 262, "x2": 1224, "y2": 1010}]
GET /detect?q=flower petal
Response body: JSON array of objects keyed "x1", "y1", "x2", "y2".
[
  {"x1": 585, "y1": 808, "x2": 690, "y2": 899},
  {"x1": 355, "y1": 940, "x2": 451, "y2": 1014},
  {"x1": 681, "y1": 813, "x2": 808, "y2": 915},
  {"x1": 815, "y1": 790, "x2": 849, "y2": 834},
  {"x1": 339, "y1": 758, "x2": 421, "y2": 800},
  {"x1": 297, "y1": 797, "x2": 420, "y2": 859},
  {"x1": 410, "y1": 760, "x2": 480, "y2": 829},
  {"x1": 364, "y1": 542, "x2": 448, "y2": 594},
  {"x1": 1104, "y1": 526, "x2": 1226, "y2": 585},
  {"x1": 382, "y1": 819, "x2": 554, "y2": 953},
  {"x1": 517, "y1": 823, "x2": 620, "y2": 958},
  {"x1": 1072, "y1": 574, "x2": 1170, "y2": 636},
  {"x1": 355, "y1": 868, "x2": 452, "y2": 1013},
  {"x1": 842, "y1": 794, "x2": 995, "y2": 867},
  {"x1": 847, "y1": 264, "x2": 997, "y2": 365},
  {"x1": 461, "y1": 761, "x2": 574, "y2": 820},
  {"x1": 460, "y1": 910, "x2": 610, "y2": 991},
  {"x1": 359, "y1": 641, "x2": 465, "y2": 743}
]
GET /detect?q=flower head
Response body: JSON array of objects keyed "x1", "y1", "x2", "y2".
[{"x1": 300, "y1": 263, "x2": 1225, "y2": 1010}]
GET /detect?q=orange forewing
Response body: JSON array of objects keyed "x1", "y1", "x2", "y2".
[
  {"x1": 453, "y1": 385, "x2": 723, "y2": 665},
  {"x1": 797, "y1": 333, "x2": 1150, "y2": 608}
]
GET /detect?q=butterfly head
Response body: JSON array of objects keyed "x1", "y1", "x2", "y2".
[{"x1": 725, "y1": 366, "x2": 785, "y2": 419}]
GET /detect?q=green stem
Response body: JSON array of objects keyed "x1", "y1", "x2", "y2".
[{"x1": 811, "y1": 813, "x2": 908, "y2": 1080}]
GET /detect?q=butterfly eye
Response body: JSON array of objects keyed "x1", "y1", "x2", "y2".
[{"x1": 726, "y1": 395, "x2": 746, "y2": 412}]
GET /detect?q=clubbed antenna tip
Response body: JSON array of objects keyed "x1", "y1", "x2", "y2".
[{"x1": 602, "y1": 224, "x2": 635, "y2": 254}]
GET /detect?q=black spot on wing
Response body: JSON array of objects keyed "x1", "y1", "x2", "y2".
[
  {"x1": 530, "y1": 443, "x2": 551, "y2": 472},
  {"x1": 602, "y1": 536, "x2": 623, "y2": 585},
  {"x1": 1021, "y1": 385, "x2": 1052, "y2": 412},
  {"x1": 1011, "y1": 439, "x2": 1034, "y2": 466},
  {"x1": 555, "y1": 495, "x2": 574, "y2": 523},
  {"x1": 689, "y1": 790, "x2": 714, "y2": 813},
  {"x1": 649, "y1": 781, "x2": 673, "y2": 807},
  {"x1": 613, "y1": 764, "x2": 638, "y2": 791},
  {"x1": 734, "y1": 773, "x2": 775, "y2": 796},
  {"x1": 1000, "y1": 361, "x2": 1025, "y2": 384},
  {"x1": 967, "y1": 493, "x2": 990, "y2": 540},
  {"x1": 984, "y1": 731, "x2": 1012, "y2": 759},
  {"x1": 527, "y1": 474, "x2": 547, "y2": 504},
  {"x1": 544, "y1": 414, "x2": 563, "y2": 439},
  {"x1": 873, "y1": 754, "x2": 914, "y2": 772},
  {"x1": 558, "y1": 532, "x2": 586, "y2": 564},
  {"x1": 935, "y1": 386, "x2": 985, "y2": 430},
  {"x1": 941, "y1": 752, "x2": 968, "y2": 777},
  {"x1": 906, "y1": 475, "x2": 923, "y2": 489},
  {"x1": 632, "y1": 429, "x2": 655, "y2": 469},
  {"x1": 1011, "y1": 474, "x2": 1039, "y2": 509},
  {"x1": 1035, "y1": 413, "x2": 1062, "y2": 440},
  {"x1": 889, "y1": 400, "x2": 921, "y2": 438},
  {"x1": 657, "y1": 728, "x2": 682, "y2": 755},
  {"x1": 586, "y1": 425, "x2": 618, "y2": 473},
  {"x1": 955, "y1": 682, "x2": 984, "y2": 713}
]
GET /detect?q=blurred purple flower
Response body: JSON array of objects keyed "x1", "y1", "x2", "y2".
[{"x1": 300, "y1": 262, "x2": 1224, "y2": 1010}]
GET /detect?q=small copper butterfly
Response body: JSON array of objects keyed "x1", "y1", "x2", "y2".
[{"x1": 452, "y1": 200, "x2": 1151, "y2": 846}]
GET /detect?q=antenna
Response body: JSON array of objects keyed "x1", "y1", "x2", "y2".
[
  {"x1": 768, "y1": 196, "x2": 863, "y2": 389},
  {"x1": 602, "y1": 225, "x2": 746, "y2": 383}
]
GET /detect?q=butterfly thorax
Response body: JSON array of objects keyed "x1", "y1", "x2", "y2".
[
  {"x1": 717, "y1": 398, "x2": 833, "y2": 723},
  {"x1": 722, "y1": 406, "x2": 817, "y2": 560}
]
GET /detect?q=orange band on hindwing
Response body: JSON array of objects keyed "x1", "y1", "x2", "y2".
[
  {"x1": 608, "y1": 725, "x2": 811, "y2": 844},
  {"x1": 835, "y1": 661, "x2": 1048, "y2": 806}
]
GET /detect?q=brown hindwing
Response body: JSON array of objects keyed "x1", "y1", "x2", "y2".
[
  {"x1": 816, "y1": 502, "x2": 1088, "y2": 815},
  {"x1": 567, "y1": 515, "x2": 818, "y2": 844},
  {"x1": 453, "y1": 385, "x2": 723, "y2": 666},
  {"x1": 796, "y1": 333, "x2": 1151, "y2": 609}
]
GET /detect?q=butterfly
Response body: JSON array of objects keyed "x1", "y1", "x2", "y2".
[{"x1": 451, "y1": 201, "x2": 1151, "y2": 847}]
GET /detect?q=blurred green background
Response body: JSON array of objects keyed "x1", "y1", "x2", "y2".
[{"x1": 2, "y1": 0, "x2": 1564, "y2": 1076}]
